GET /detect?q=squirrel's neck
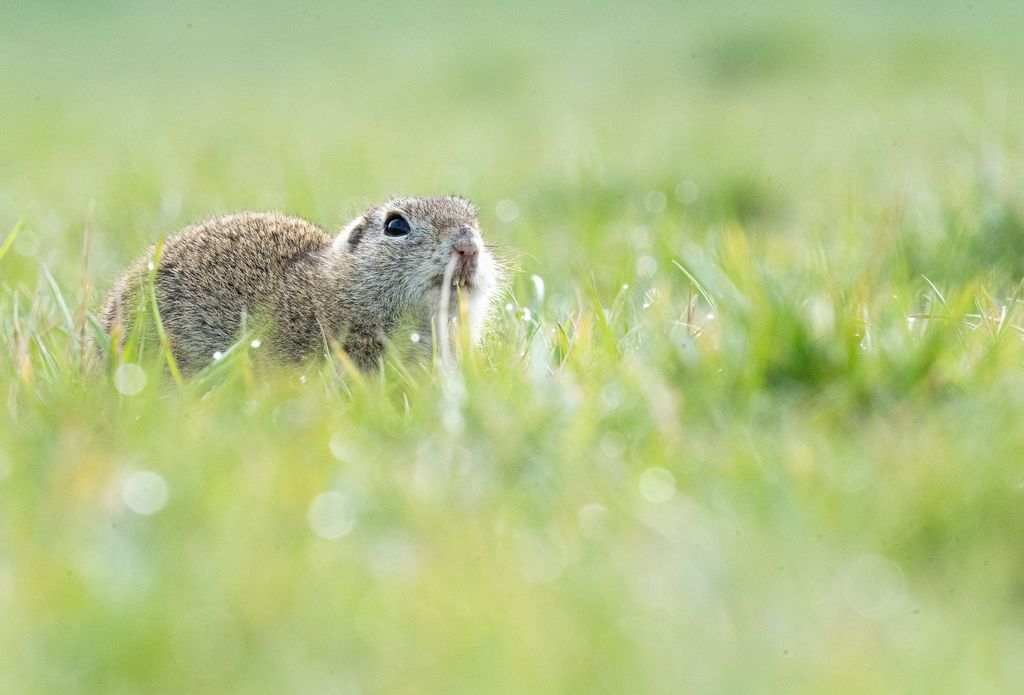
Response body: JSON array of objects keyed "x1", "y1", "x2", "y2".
[{"x1": 314, "y1": 248, "x2": 405, "y2": 339}]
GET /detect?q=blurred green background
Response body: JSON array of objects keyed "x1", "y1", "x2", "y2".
[{"x1": 3, "y1": 1, "x2": 1024, "y2": 693}]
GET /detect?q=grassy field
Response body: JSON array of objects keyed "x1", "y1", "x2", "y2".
[{"x1": 3, "y1": 1, "x2": 1024, "y2": 692}]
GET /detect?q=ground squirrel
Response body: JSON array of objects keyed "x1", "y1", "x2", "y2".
[{"x1": 95, "y1": 196, "x2": 501, "y2": 373}]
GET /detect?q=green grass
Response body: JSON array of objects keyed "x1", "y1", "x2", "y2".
[{"x1": 3, "y1": 1, "x2": 1024, "y2": 692}]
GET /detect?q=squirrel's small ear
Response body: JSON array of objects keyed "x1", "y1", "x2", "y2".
[{"x1": 333, "y1": 216, "x2": 367, "y2": 251}]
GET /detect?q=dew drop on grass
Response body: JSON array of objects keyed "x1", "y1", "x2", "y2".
[
  {"x1": 505, "y1": 302, "x2": 514, "y2": 313},
  {"x1": 113, "y1": 363, "x2": 147, "y2": 396},
  {"x1": 212, "y1": 351, "x2": 223, "y2": 360},
  {"x1": 307, "y1": 491, "x2": 356, "y2": 540},
  {"x1": 410, "y1": 332, "x2": 421, "y2": 343},
  {"x1": 250, "y1": 339, "x2": 261, "y2": 349},
  {"x1": 122, "y1": 470, "x2": 169, "y2": 515},
  {"x1": 639, "y1": 467, "x2": 676, "y2": 503},
  {"x1": 522, "y1": 308, "x2": 532, "y2": 322}
]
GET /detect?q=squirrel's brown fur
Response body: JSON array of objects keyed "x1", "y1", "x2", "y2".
[{"x1": 95, "y1": 196, "x2": 500, "y2": 373}]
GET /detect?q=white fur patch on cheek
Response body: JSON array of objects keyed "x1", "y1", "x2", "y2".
[
  {"x1": 332, "y1": 216, "x2": 366, "y2": 252},
  {"x1": 476, "y1": 251, "x2": 498, "y2": 290},
  {"x1": 466, "y1": 290, "x2": 494, "y2": 344},
  {"x1": 465, "y1": 253, "x2": 499, "y2": 344}
]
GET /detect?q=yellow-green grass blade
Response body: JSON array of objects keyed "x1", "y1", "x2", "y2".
[{"x1": 0, "y1": 219, "x2": 23, "y2": 266}]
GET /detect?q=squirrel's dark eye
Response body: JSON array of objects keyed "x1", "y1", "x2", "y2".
[{"x1": 384, "y1": 215, "x2": 411, "y2": 237}]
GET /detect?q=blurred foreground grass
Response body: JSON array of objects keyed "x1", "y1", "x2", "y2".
[{"x1": 3, "y1": 1, "x2": 1024, "y2": 692}]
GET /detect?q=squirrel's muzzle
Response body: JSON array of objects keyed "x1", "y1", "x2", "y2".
[
  {"x1": 451, "y1": 230, "x2": 480, "y2": 286},
  {"x1": 453, "y1": 234, "x2": 478, "y2": 260}
]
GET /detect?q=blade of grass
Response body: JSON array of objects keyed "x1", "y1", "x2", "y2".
[
  {"x1": 41, "y1": 265, "x2": 75, "y2": 339},
  {"x1": 921, "y1": 275, "x2": 949, "y2": 311},
  {"x1": 146, "y1": 240, "x2": 183, "y2": 385},
  {"x1": 0, "y1": 220, "x2": 24, "y2": 266},
  {"x1": 996, "y1": 274, "x2": 1024, "y2": 338},
  {"x1": 77, "y1": 203, "x2": 93, "y2": 371},
  {"x1": 672, "y1": 259, "x2": 719, "y2": 317}
]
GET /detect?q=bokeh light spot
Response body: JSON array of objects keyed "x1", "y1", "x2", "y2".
[
  {"x1": 122, "y1": 470, "x2": 169, "y2": 515},
  {"x1": 307, "y1": 491, "x2": 356, "y2": 539},
  {"x1": 113, "y1": 363, "x2": 147, "y2": 396},
  {"x1": 644, "y1": 190, "x2": 667, "y2": 213},
  {"x1": 676, "y1": 180, "x2": 700, "y2": 204},
  {"x1": 638, "y1": 467, "x2": 676, "y2": 503},
  {"x1": 495, "y1": 198, "x2": 520, "y2": 222}
]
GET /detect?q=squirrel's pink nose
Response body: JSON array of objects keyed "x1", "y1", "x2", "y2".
[{"x1": 453, "y1": 234, "x2": 478, "y2": 260}]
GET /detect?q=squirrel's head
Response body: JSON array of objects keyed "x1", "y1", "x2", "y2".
[{"x1": 332, "y1": 196, "x2": 501, "y2": 334}]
